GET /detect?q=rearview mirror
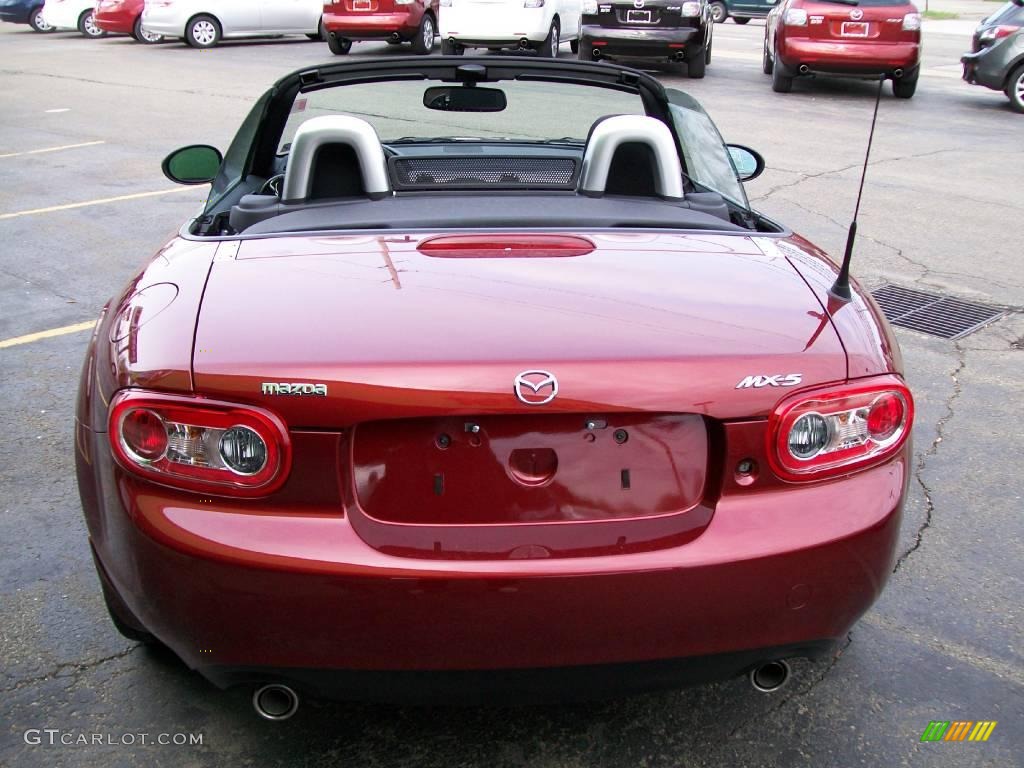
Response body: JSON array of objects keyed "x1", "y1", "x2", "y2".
[
  {"x1": 161, "y1": 145, "x2": 223, "y2": 185},
  {"x1": 423, "y1": 86, "x2": 507, "y2": 113},
  {"x1": 727, "y1": 145, "x2": 765, "y2": 182}
]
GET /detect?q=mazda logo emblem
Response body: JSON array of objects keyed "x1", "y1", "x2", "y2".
[
  {"x1": 514, "y1": 370, "x2": 558, "y2": 406},
  {"x1": 634, "y1": 0, "x2": 645, "y2": 8},
  {"x1": 850, "y1": 8, "x2": 863, "y2": 19}
]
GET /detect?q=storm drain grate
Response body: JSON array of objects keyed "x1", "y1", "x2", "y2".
[{"x1": 871, "y1": 284, "x2": 1006, "y2": 340}]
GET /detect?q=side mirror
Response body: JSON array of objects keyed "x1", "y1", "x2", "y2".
[
  {"x1": 727, "y1": 145, "x2": 765, "y2": 182},
  {"x1": 161, "y1": 145, "x2": 223, "y2": 185}
]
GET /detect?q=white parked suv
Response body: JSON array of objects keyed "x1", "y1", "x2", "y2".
[
  {"x1": 438, "y1": 0, "x2": 581, "y2": 56},
  {"x1": 41, "y1": 0, "x2": 107, "y2": 37},
  {"x1": 141, "y1": 0, "x2": 324, "y2": 48}
]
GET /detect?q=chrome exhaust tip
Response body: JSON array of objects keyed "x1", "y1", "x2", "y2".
[
  {"x1": 253, "y1": 684, "x2": 300, "y2": 721},
  {"x1": 750, "y1": 660, "x2": 791, "y2": 693},
  {"x1": 672, "y1": 51, "x2": 686, "y2": 62},
  {"x1": 798, "y1": 64, "x2": 809, "y2": 74},
  {"x1": 893, "y1": 68, "x2": 903, "y2": 78},
  {"x1": 592, "y1": 48, "x2": 602, "y2": 58},
  {"x1": 519, "y1": 38, "x2": 530, "y2": 49},
  {"x1": 390, "y1": 32, "x2": 401, "y2": 41}
]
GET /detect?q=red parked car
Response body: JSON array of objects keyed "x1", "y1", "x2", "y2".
[
  {"x1": 93, "y1": 0, "x2": 163, "y2": 42},
  {"x1": 76, "y1": 57, "x2": 913, "y2": 718},
  {"x1": 764, "y1": 0, "x2": 922, "y2": 97},
  {"x1": 323, "y1": 0, "x2": 437, "y2": 55}
]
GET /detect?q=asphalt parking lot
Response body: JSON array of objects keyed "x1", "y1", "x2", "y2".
[{"x1": 1, "y1": 10, "x2": 1022, "y2": 767}]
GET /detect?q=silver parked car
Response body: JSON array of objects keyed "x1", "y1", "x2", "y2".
[{"x1": 141, "y1": 0, "x2": 324, "y2": 48}]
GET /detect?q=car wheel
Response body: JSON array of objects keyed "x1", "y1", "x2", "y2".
[
  {"x1": 78, "y1": 10, "x2": 107, "y2": 38},
  {"x1": 687, "y1": 47, "x2": 706, "y2": 78},
  {"x1": 710, "y1": 2, "x2": 727, "y2": 23},
  {"x1": 327, "y1": 32, "x2": 353, "y2": 54},
  {"x1": 891, "y1": 73, "x2": 918, "y2": 99},
  {"x1": 771, "y1": 56, "x2": 793, "y2": 92},
  {"x1": 132, "y1": 16, "x2": 162, "y2": 43},
  {"x1": 762, "y1": 37, "x2": 773, "y2": 74},
  {"x1": 570, "y1": 38, "x2": 579, "y2": 54},
  {"x1": 538, "y1": 19, "x2": 560, "y2": 57},
  {"x1": 1007, "y1": 63, "x2": 1024, "y2": 113},
  {"x1": 734, "y1": 16, "x2": 750, "y2": 24},
  {"x1": 411, "y1": 13, "x2": 434, "y2": 55},
  {"x1": 185, "y1": 14, "x2": 221, "y2": 48},
  {"x1": 28, "y1": 5, "x2": 54, "y2": 33}
]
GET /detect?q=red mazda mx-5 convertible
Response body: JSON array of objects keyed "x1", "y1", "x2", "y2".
[{"x1": 75, "y1": 57, "x2": 913, "y2": 719}]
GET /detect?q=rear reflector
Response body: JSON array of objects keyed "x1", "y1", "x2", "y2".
[{"x1": 418, "y1": 234, "x2": 595, "y2": 258}]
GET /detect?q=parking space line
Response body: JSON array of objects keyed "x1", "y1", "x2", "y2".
[
  {"x1": 0, "y1": 320, "x2": 95, "y2": 350},
  {"x1": 0, "y1": 186, "x2": 197, "y2": 220},
  {"x1": 0, "y1": 140, "x2": 105, "y2": 160}
]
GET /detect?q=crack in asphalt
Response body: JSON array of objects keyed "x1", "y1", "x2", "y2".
[
  {"x1": 767, "y1": 198, "x2": 1024, "y2": 294},
  {"x1": 892, "y1": 342, "x2": 965, "y2": 575},
  {"x1": 0, "y1": 68, "x2": 251, "y2": 103},
  {"x1": 0, "y1": 265, "x2": 82, "y2": 305},
  {"x1": 2, "y1": 645, "x2": 139, "y2": 695},
  {"x1": 722, "y1": 633, "x2": 854, "y2": 743},
  {"x1": 752, "y1": 147, "x2": 963, "y2": 203}
]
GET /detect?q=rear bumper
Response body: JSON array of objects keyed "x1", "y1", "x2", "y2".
[
  {"x1": 779, "y1": 39, "x2": 920, "y2": 76},
  {"x1": 93, "y1": 8, "x2": 135, "y2": 34},
  {"x1": 139, "y1": 7, "x2": 182, "y2": 37},
  {"x1": 82, "y1": 421, "x2": 908, "y2": 695},
  {"x1": 581, "y1": 25, "x2": 702, "y2": 58},
  {"x1": 324, "y1": 10, "x2": 419, "y2": 39},
  {"x1": 207, "y1": 641, "x2": 837, "y2": 703},
  {"x1": 440, "y1": 9, "x2": 551, "y2": 43},
  {"x1": 960, "y1": 48, "x2": 1006, "y2": 90},
  {"x1": 0, "y1": 7, "x2": 32, "y2": 25}
]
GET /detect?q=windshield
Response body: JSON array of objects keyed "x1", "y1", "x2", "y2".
[{"x1": 279, "y1": 80, "x2": 645, "y2": 151}]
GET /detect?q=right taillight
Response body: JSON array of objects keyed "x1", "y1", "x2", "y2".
[
  {"x1": 902, "y1": 13, "x2": 921, "y2": 31},
  {"x1": 109, "y1": 390, "x2": 291, "y2": 497},
  {"x1": 979, "y1": 24, "x2": 1018, "y2": 42},
  {"x1": 768, "y1": 376, "x2": 913, "y2": 482}
]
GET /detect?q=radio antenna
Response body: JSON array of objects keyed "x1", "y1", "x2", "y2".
[{"x1": 830, "y1": 74, "x2": 885, "y2": 301}]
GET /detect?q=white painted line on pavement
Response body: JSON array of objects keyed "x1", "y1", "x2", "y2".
[
  {"x1": 0, "y1": 320, "x2": 95, "y2": 350},
  {"x1": 44, "y1": 108, "x2": 71, "y2": 114},
  {"x1": 0, "y1": 186, "x2": 197, "y2": 220},
  {"x1": 0, "y1": 140, "x2": 105, "y2": 160}
]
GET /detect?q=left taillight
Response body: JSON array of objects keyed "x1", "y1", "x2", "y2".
[
  {"x1": 768, "y1": 376, "x2": 913, "y2": 482},
  {"x1": 108, "y1": 391, "x2": 291, "y2": 497}
]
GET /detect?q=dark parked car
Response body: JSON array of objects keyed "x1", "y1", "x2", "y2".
[
  {"x1": 710, "y1": 0, "x2": 777, "y2": 25},
  {"x1": 962, "y1": 26, "x2": 1024, "y2": 112},
  {"x1": 0, "y1": 0, "x2": 53, "y2": 31},
  {"x1": 76, "y1": 56, "x2": 914, "y2": 716},
  {"x1": 579, "y1": 0, "x2": 714, "y2": 77},
  {"x1": 764, "y1": 0, "x2": 922, "y2": 96},
  {"x1": 970, "y1": 0, "x2": 1024, "y2": 51}
]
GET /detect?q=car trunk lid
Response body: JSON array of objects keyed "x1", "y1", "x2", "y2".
[{"x1": 191, "y1": 232, "x2": 846, "y2": 557}]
